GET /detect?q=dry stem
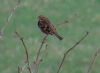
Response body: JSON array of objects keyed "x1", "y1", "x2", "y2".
[
  {"x1": 34, "y1": 35, "x2": 48, "y2": 73},
  {"x1": 0, "y1": 0, "x2": 21, "y2": 38},
  {"x1": 86, "y1": 48, "x2": 100, "y2": 73},
  {"x1": 15, "y1": 31, "x2": 32, "y2": 73},
  {"x1": 57, "y1": 32, "x2": 89, "y2": 73},
  {"x1": 18, "y1": 66, "x2": 21, "y2": 73}
]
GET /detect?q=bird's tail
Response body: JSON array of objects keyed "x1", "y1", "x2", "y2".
[{"x1": 54, "y1": 32, "x2": 63, "y2": 40}]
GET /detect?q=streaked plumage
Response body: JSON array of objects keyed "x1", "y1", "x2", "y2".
[{"x1": 38, "y1": 15, "x2": 63, "y2": 40}]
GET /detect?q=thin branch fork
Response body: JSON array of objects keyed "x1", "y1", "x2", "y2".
[
  {"x1": 34, "y1": 35, "x2": 48, "y2": 73},
  {"x1": 86, "y1": 48, "x2": 100, "y2": 73},
  {"x1": 35, "y1": 35, "x2": 48, "y2": 62},
  {"x1": 0, "y1": 0, "x2": 21, "y2": 38},
  {"x1": 15, "y1": 31, "x2": 32, "y2": 73},
  {"x1": 57, "y1": 32, "x2": 89, "y2": 73}
]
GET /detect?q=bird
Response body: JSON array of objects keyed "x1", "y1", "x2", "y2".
[{"x1": 38, "y1": 15, "x2": 63, "y2": 40}]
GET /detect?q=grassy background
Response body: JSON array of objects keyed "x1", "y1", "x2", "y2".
[{"x1": 0, "y1": 0, "x2": 100, "y2": 73}]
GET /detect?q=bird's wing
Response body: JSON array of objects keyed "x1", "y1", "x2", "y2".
[{"x1": 48, "y1": 24, "x2": 56, "y2": 32}]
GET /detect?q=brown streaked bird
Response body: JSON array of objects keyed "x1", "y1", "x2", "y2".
[{"x1": 38, "y1": 15, "x2": 63, "y2": 40}]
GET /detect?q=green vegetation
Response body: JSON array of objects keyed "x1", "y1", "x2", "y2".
[{"x1": 0, "y1": 0, "x2": 100, "y2": 73}]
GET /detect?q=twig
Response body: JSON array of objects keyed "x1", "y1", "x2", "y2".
[
  {"x1": 6, "y1": 0, "x2": 21, "y2": 25},
  {"x1": 20, "y1": 63, "x2": 27, "y2": 73},
  {"x1": 40, "y1": 41, "x2": 48, "y2": 62},
  {"x1": 18, "y1": 66, "x2": 20, "y2": 73},
  {"x1": 34, "y1": 35, "x2": 48, "y2": 73},
  {"x1": 0, "y1": 0, "x2": 21, "y2": 38},
  {"x1": 0, "y1": 29, "x2": 3, "y2": 39},
  {"x1": 57, "y1": 32, "x2": 89, "y2": 73},
  {"x1": 44, "y1": 42, "x2": 48, "y2": 58},
  {"x1": 35, "y1": 35, "x2": 48, "y2": 62},
  {"x1": 15, "y1": 31, "x2": 32, "y2": 73},
  {"x1": 58, "y1": 12, "x2": 80, "y2": 28},
  {"x1": 86, "y1": 48, "x2": 100, "y2": 73}
]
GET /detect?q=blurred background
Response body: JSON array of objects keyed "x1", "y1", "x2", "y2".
[{"x1": 0, "y1": 0, "x2": 100, "y2": 73}]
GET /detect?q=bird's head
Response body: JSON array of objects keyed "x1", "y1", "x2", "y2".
[{"x1": 38, "y1": 15, "x2": 48, "y2": 21}]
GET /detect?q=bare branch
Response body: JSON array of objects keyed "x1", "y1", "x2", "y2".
[
  {"x1": 35, "y1": 35, "x2": 48, "y2": 62},
  {"x1": 18, "y1": 66, "x2": 20, "y2": 73},
  {"x1": 6, "y1": 0, "x2": 21, "y2": 25},
  {"x1": 20, "y1": 63, "x2": 27, "y2": 73},
  {"x1": 86, "y1": 48, "x2": 100, "y2": 73},
  {"x1": 34, "y1": 35, "x2": 48, "y2": 73},
  {"x1": 44, "y1": 42, "x2": 48, "y2": 58},
  {"x1": 0, "y1": 0, "x2": 21, "y2": 38},
  {"x1": 15, "y1": 31, "x2": 32, "y2": 73},
  {"x1": 57, "y1": 32, "x2": 89, "y2": 73}
]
